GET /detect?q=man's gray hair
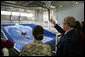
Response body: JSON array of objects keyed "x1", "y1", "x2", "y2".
[{"x1": 64, "y1": 16, "x2": 76, "y2": 28}]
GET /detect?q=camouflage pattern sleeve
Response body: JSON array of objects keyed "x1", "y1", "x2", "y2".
[
  {"x1": 42, "y1": 45, "x2": 52, "y2": 56},
  {"x1": 20, "y1": 44, "x2": 32, "y2": 56}
]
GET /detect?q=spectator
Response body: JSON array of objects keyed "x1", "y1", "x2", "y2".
[
  {"x1": 75, "y1": 21, "x2": 81, "y2": 30},
  {"x1": 49, "y1": 16, "x2": 81, "y2": 56},
  {"x1": 20, "y1": 25, "x2": 52, "y2": 56},
  {"x1": 75, "y1": 21, "x2": 84, "y2": 55},
  {"x1": 81, "y1": 21, "x2": 84, "y2": 33}
]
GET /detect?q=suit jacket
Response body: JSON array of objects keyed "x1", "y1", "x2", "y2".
[{"x1": 54, "y1": 24, "x2": 80, "y2": 56}]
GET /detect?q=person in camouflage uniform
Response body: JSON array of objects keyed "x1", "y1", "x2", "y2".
[{"x1": 20, "y1": 25, "x2": 52, "y2": 56}]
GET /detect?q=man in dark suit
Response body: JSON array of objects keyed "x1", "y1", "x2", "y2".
[{"x1": 49, "y1": 16, "x2": 82, "y2": 56}]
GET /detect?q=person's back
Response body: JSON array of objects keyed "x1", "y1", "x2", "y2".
[
  {"x1": 20, "y1": 40, "x2": 51, "y2": 56},
  {"x1": 20, "y1": 25, "x2": 52, "y2": 56}
]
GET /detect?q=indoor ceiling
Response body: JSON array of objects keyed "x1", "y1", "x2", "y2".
[{"x1": 1, "y1": 1, "x2": 84, "y2": 9}]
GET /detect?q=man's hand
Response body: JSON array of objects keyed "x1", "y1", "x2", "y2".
[{"x1": 49, "y1": 18, "x2": 56, "y2": 25}]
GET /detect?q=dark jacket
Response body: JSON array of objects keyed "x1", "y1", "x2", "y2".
[
  {"x1": 81, "y1": 26, "x2": 84, "y2": 33},
  {"x1": 54, "y1": 24, "x2": 82, "y2": 56}
]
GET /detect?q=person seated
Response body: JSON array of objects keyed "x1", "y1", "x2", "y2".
[{"x1": 20, "y1": 25, "x2": 52, "y2": 56}]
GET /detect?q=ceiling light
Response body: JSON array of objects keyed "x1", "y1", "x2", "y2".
[
  {"x1": 60, "y1": 5, "x2": 62, "y2": 7},
  {"x1": 75, "y1": 2, "x2": 78, "y2": 4},
  {"x1": 12, "y1": 12, "x2": 20, "y2": 16},
  {"x1": 1, "y1": 11, "x2": 11, "y2": 15}
]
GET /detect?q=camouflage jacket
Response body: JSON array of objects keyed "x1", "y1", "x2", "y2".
[{"x1": 20, "y1": 40, "x2": 52, "y2": 56}]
